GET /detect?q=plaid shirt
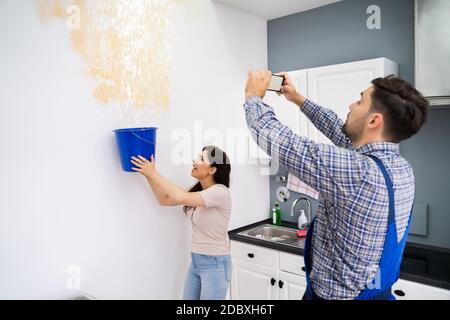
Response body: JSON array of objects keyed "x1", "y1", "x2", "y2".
[{"x1": 244, "y1": 96, "x2": 415, "y2": 300}]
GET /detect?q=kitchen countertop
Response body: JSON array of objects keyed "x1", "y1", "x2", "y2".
[{"x1": 229, "y1": 219, "x2": 450, "y2": 290}]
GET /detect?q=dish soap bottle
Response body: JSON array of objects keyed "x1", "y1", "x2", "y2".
[{"x1": 272, "y1": 202, "x2": 282, "y2": 226}]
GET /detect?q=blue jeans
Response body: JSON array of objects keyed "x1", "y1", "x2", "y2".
[{"x1": 182, "y1": 253, "x2": 232, "y2": 300}]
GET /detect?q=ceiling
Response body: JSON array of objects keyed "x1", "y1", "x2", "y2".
[{"x1": 212, "y1": 0, "x2": 342, "y2": 20}]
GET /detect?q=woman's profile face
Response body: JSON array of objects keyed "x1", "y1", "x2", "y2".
[{"x1": 191, "y1": 150, "x2": 215, "y2": 179}]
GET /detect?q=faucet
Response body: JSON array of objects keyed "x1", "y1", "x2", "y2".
[{"x1": 291, "y1": 197, "x2": 311, "y2": 229}]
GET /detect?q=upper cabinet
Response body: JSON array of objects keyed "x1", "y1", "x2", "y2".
[
  {"x1": 307, "y1": 58, "x2": 398, "y2": 144},
  {"x1": 249, "y1": 57, "x2": 398, "y2": 160}
]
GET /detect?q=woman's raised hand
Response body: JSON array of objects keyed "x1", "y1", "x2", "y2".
[{"x1": 131, "y1": 155, "x2": 157, "y2": 179}]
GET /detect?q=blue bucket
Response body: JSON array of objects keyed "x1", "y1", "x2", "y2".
[{"x1": 113, "y1": 127, "x2": 158, "y2": 172}]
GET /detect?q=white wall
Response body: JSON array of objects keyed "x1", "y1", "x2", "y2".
[{"x1": 0, "y1": 0, "x2": 269, "y2": 299}]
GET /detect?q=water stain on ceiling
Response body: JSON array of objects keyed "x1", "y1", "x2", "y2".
[{"x1": 36, "y1": 0, "x2": 184, "y2": 111}]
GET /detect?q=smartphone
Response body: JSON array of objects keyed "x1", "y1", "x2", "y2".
[{"x1": 267, "y1": 74, "x2": 284, "y2": 92}]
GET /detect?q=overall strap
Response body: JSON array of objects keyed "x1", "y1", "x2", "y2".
[{"x1": 368, "y1": 155, "x2": 396, "y2": 229}]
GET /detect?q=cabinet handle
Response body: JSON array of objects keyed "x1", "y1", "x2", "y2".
[
  {"x1": 278, "y1": 280, "x2": 284, "y2": 289},
  {"x1": 271, "y1": 278, "x2": 276, "y2": 286},
  {"x1": 247, "y1": 253, "x2": 254, "y2": 259},
  {"x1": 394, "y1": 289, "x2": 405, "y2": 297},
  {"x1": 301, "y1": 266, "x2": 306, "y2": 272}
]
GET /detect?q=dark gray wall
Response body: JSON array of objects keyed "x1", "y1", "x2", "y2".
[
  {"x1": 267, "y1": 0, "x2": 450, "y2": 249},
  {"x1": 401, "y1": 109, "x2": 450, "y2": 248},
  {"x1": 268, "y1": 0, "x2": 415, "y2": 83}
]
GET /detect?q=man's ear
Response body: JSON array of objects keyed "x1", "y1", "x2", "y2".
[{"x1": 368, "y1": 112, "x2": 383, "y2": 129}]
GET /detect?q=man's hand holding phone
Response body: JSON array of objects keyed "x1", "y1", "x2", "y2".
[
  {"x1": 245, "y1": 70, "x2": 306, "y2": 107},
  {"x1": 275, "y1": 72, "x2": 306, "y2": 107}
]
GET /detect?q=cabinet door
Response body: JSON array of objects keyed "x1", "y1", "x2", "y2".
[
  {"x1": 307, "y1": 58, "x2": 398, "y2": 144},
  {"x1": 392, "y1": 279, "x2": 450, "y2": 300},
  {"x1": 230, "y1": 241, "x2": 279, "y2": 270},
  {"x1": 280, "y1": 252, "x2": 306, "y2": 277},
  {"x1": 249, "y1": 69, "x2": 308, "y2": 160},
  {"x1": 231, "y1": 259, "x2": 279, "y2": 300},
  {"x1": 279, "y1": 271, "x2": 307, "y2": 300}
]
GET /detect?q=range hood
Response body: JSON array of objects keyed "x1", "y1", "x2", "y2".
[{"x1": 415, "y1": 0, "x2": 450, "y2": 107}]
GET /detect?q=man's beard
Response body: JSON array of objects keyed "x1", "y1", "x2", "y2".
[{"x1": 342, "y1": 120, "x2": 363, "y2": 144}]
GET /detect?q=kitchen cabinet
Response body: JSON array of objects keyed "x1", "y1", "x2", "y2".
[
  {"x1": 230, "y1": 240, "x2": 279, "y2": 300},
  {"x1": 279, "y1": 271, "x2": 307, "y2": 300},
  {"x1": 249, "y1": 57, "x2": 398, "y2": 159},
  {"x1": 392, "y1": 278, "x2": 450, "y2": 300},
  {"x1": 230, "y1": 240, "x2": 307, "y2": 300},
  {"x1": 307, "y1": 57, "x2": 397, "y2": 144},
  {"x1": 231, "y1": 259, "x2": 279, "y2": 300},
  {"x1": 230, "y1": 239, "x2": 450, "y2": 300}
]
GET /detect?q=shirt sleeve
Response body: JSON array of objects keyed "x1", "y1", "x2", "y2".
[
  {"x1": 243, "y1": 96, "x2": 368, "y2": 207},
  {"x1": 198, "y1": 185, "x2": 231, "y2": 209},
  {"x1": 301, "y1": 99, "x2": 353, "y2": 149}
]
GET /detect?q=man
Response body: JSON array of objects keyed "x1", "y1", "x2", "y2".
[{"x1": 243, "y1": 70, "x2": 429, "y2": 300}]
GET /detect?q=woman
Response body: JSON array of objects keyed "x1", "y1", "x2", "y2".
[{"x1": 130, "y1": 145, "x2": 232, "y2": 300}]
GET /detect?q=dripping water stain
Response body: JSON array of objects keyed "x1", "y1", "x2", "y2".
[{"x1": 35, "y1": 0, "x2": 185, "y2": 111}]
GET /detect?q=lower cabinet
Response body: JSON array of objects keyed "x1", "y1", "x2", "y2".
[
  {"x1": 279, "y1": 271, "x2": 307, "y2": 300},
  {"x1": 392, "y1": 279, "x2": 450, "y2": 300},
  {"x1": 231, "y1": 240, "x2": 450, "y2": 300},
  {"x1": 230, "y1": 241, "x2": 306, "y2": 300},
  {"x1": 231, "y1": 259, "x2": 279, "y2": 300}
]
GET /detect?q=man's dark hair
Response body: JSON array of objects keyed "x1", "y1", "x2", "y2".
[{"x1": 371, "y1": 75, "x2": 429, "y2": 143}]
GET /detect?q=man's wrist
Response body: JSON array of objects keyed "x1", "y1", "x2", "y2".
[
  {"x1": 244, "y1": 95, "x2": 264, "y2": 107},
  {"x1": 245, "y1": 92, "x2": 263, "y2": 101},
  {"x1": 293, "y1": 94, "x2": 306, "y2": 108}
]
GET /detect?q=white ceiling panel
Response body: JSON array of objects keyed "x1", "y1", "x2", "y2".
[{"x1": 212, "y1": 0, "x2": 342, "y2": 20}]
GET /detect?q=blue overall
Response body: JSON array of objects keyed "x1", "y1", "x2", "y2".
[{"x1": 303, "y1": 155, "x2": 413, "y2": 300}]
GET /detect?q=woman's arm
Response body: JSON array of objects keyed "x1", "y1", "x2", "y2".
[
  {"x1": 131, "y1": 155, "x2": 205, "y2": 208},
  {"x1": 149, "y1": 171, "x2": 205, "y2": 207},
  {"x1": 145, "y1": 176, "x2": 177, "y2": 206}
]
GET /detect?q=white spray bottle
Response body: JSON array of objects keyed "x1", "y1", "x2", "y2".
[{"x1": 298, "y1": 209, "x2": 308, "y2": 230}]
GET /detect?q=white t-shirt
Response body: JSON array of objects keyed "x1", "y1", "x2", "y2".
[{"x1": 186, "y1": 184, "x2": 232, "y2": 256}]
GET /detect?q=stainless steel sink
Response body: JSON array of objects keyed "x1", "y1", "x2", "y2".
[{"x1": 238, "y1": 224, "x2": 306, "y2": 249}]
